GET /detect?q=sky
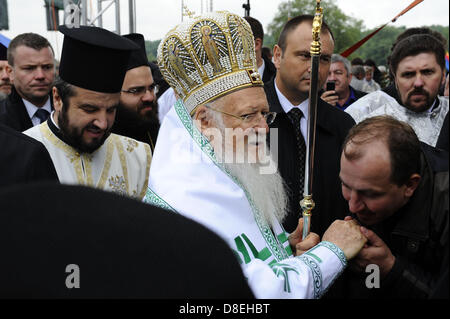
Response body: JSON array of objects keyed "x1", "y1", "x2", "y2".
[{"x1": 1, "y1": 0, "x2": 449, "y2": 59}]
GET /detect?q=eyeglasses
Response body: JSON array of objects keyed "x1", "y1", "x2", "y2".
[
  {"x1": 122, "y1": 83, "x2": 158, "y2": 96},
  {"x1": 206, "y1": 105, "x2": 277, "y2": 125}
]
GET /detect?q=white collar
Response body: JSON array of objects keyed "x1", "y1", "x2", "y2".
[
  {"x1": 50, "y1": 110, "x2": 59, "y2": 129},
  {"x1": 23, "y1": 96, "x2": 51, "y2": 120},
  {"x1": 258, "y1": 58, "x2": 265, "y2": 79},
  {"x1": 274, "y1": 80, "x2": 309, "y2": 118}
]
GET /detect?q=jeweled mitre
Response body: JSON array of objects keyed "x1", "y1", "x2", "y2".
[{"x1": 157, "y1": 11, "x2": 263, "y2": 115}]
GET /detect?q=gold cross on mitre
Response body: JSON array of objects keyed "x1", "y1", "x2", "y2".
[{"x1": 183, "y1": 5, "x2": 196, "y2": 19}]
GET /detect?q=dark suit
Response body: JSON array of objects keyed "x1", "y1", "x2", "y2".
[
  {"x1": 0, "y1": 123, "x2": 59, "y2": 189},
  {"x1": 265, "y1": 79, "x2": 355, "y2": 236},
  {"x1": 0, "y1": 86, "x2": 53, "y2": 132},
  {"x1": 436, "y1": 112, "x2": 449, "y2": 152},
  {"x1": 262, "y1": 55, "x2": 276, "y2": 84}
]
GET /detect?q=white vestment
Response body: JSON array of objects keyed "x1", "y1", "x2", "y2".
[
  {"x1": 143, "y1": 100, "x2": 348, "y2": 299},
  {"x1": 346, "y1": 91, "x2": 449, "y2": 146},
  {"x1": 24, "y1": 120, "x2": 152, "y2": 199}
]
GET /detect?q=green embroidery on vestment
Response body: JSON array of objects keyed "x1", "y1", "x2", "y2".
[
  {"x1": 305, "y1": 252, "x2": 322, "y2": 263},
  {"x1": 144, "y1": 187, "x2": 176, "y2": 212},
  {"x1": 318, "y1": 241, "x2": 347, "y2": 267},
  {"x1": 297, "y1": 254, "x2": 323, "y2": 298},
  {"x1": 271, "y1": 262, "x2": 299, "y2": 293},
  {"x1": 235, "y1": 236, "x2": 251, "y2": 264}
]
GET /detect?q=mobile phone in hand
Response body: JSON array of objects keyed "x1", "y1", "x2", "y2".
[{"x1": 326, "y1": 81, "x2": 335, "y2": 91}]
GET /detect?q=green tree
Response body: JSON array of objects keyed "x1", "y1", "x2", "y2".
[
  {"x1": 266, "y1": 0, "x2": 364, "y2": 53},
  {"x1": 348, "y1": 25, "x2": 449, "y2": 67},
  {"x1": 429, "y1": 25, "x2": 449, "y2": 48},
  {"x1": 145, "y1": 40, "x2": 161, "y2": 63},
  {"x1": 348, "y1": 26, "x2": 406, "y2": 66}
]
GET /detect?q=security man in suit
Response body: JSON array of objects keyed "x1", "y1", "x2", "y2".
[
  {"x1": 0, "y1": 33, "x2": 55, "y2": 131},
  {"x1": 265, "y1": 15, "x2": 355, "y2": 237}
]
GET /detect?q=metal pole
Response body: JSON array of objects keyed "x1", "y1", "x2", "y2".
[
  {"x1": 181, "y1": 0, "x2": 184, "y2": 21},
  {"x1": 115, "y1": 0, "x2": 120, "y2": 34},
  {"x1": 81, "y1": 0, "x2": 88, "y2": 25},
  {"x1": 89, "y1": 0, "x2": 115, "y2": 26},
  {"x1": 97, "y1": 0, "x2": 103, "y2": 27},
  {"x1": 129, "y1": 0, "x2": 136, "y2": 33},
  {"x1": 243, "y1": 0, "x2": 250, "y2": 17},
  {"x1": 301, "y1": 0, "x2": 323, "y2": 240},
  {"x1": 210, "y1": 0, "x2": 213, "y2": 12}
]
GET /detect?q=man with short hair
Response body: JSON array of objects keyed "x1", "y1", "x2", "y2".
[
  {"x1": 144, "y1": 11, "x2": 367, "y2": 299},
  {"x1": 244, "y1": 16, "x2": 276, "y2": 83},
  {"x1": 338, "y1": 115, "x2": 448, "y2": 298},
  {"x1": 321, "y1": 54, "x2": 366, "y2": 110},
  {"x1": 346, "y1": 33, "x2": 448, "y2": 147},
  {"x1": 0, "y1": 42, "x2": 11, "y2": 100},
  {"x1": 265, "y1": 15, "x2": 356, "y2": 237},
  {"x1": 24, "y1": 26, "x2": 151, "y2": 199},
  {"x1": 0, "y1": 33, "x2": 55, "y2": 131},
  {"x1": 113, "y1": 33, "x2": 160, "y2": 151}
]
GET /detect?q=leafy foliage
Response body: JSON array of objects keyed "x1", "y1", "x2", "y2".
[
  {"x1": 265, "y1": 0, "x2": 364, "y2": 53},
  {"x1": 349, "y1": 25, "x2": 449, "y2": 66},
  {"x1": 264, "y1": 0, "x2": 449, "y2": 67},
  {"x1": 145, "y1": 39, "x2": 161, "y2": 63},
  {"x1": 145, "y1": 1, "x2": 449, "y2": 69}
]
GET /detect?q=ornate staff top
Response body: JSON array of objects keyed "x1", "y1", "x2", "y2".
[
  {"x1": 301, "y1": 0, "x2": 323, "y2": 240},
  {"x1": 310, "y1": 0, "x2": 323, "y2": 56}
]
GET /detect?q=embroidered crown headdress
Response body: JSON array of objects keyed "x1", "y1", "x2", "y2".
[{"x1": 157, "y1": 11, "x2": 263, "y2": 115}]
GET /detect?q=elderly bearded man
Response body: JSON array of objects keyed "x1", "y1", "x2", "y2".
[{"x1": 144, "y1": 11, "x2": 367, "y2": 299}]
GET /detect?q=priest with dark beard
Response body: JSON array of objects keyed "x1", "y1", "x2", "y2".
[
  {"x1": 24, "y1": 25, "x2": 152, "y2": 200},
  {"x1": 114, "y1": 33, "x2": 160, "y2": 151}
]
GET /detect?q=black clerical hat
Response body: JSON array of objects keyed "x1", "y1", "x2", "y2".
[
  {"x1": 0, "y1": 183, "x2": 254, "y2": 298},
  {"x1": 123, "y1": 33, "x2": 150, "y2": 71},
  {"x1": 58, "y1": 25, "x2": 139, "y2": 93},
  {"x1": 0, "y1": 43, "x2": 6, "y2": 61}
]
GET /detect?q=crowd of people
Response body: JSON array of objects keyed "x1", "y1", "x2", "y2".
[{"x1": 0, "y1": 9, "x2": 448, "y2": 299}]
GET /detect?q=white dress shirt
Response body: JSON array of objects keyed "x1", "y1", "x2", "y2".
[
  {"x1": 274, "y1": 81, "x2": 309, "y2": 143},
  {"x1": 258, "y1": 58, "x2": 266, "y2": 80}
]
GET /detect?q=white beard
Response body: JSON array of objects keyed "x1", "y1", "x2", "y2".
[
  {"x1": 207, "y1": 112, "x2": 288, "y2": 228},
  {"x1": 223, "y1": 160, "x2": 288, "y2": 229}
]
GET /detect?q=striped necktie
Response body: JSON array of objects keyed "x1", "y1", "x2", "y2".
[
  {"x1": 35, "y1": 109, "x2": 50, "y2": 124},
  {"x1": 287, "y1": 107, "x2": 306, "y2": 197}
]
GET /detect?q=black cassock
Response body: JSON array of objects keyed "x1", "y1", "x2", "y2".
[
  {"x1": 0, "y1": 123, "x2": 59, "y2": 189},
  {"x1": 0, "y1": 183, "x2": 254, "y2": 298}
]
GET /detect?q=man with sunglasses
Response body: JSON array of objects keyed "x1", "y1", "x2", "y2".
[{"x1": 114, "y1": 33, "x2": 160, "y2": 151}]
